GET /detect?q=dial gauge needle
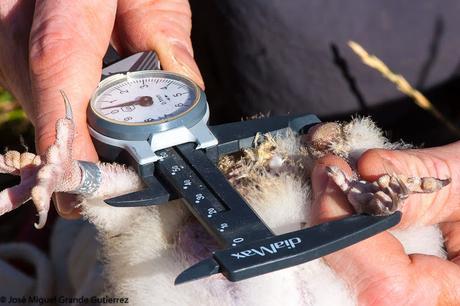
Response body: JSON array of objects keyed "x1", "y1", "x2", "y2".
[{"x1": 100, "y1": 96, "x2": 153, "y2": 110}]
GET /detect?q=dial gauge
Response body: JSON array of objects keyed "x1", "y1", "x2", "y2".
[{"x1": 91, "y1": 71, "x2": 199, "y2": 125}]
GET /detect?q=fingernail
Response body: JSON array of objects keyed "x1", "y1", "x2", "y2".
[
  {"x1": 171, "y1": 42, "x2": 205, "y2": 89},
  {"x1": 54, "y1": 193, "x2": 79, "y2": 215},
  {"x1": 311, "y1": 163, "x2": 353, "y2": 221},
  {"x1": 311, "y1": 163, "x2": 331, "y2": 199}
]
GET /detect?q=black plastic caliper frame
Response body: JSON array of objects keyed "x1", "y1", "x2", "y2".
[{"x1": 96, "y1": 50, "x2": 401, "y2": 284}]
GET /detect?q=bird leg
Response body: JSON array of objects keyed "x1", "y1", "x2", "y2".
[
  {"x1": 0, "y1": 91, "x2": 83, "y2": 228},
  {"x1": 0, "y1": 92, "x2": 144, "y2": 229}
]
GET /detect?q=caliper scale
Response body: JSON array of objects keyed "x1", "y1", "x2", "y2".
[{"x1": 88, "y1": 50, "x2": 401, "y2": 284}]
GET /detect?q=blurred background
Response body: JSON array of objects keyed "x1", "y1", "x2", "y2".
[
  {"x1": 190, "y1": 0, "x2": 460, "y2": 146},
  {"x1": 0, "y1": 89, "x2": 39, "y2": 245},
  {"x1": 0, "y1": 0, "x2": 459, "y2": 300}
]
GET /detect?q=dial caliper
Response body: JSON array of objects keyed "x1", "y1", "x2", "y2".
[{"x1": 88, "y1": 50, "x2": 401, "y2": 284}]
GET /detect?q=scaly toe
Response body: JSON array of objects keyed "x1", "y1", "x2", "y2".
[
  {"x1": 421, "y1": 177, "x2": 451, "y2": 193},
  {"x1": 20, "y1": 152, "x2": 40, "y2": 169},
  {"x1": 4, "y1": 151, "x2": 20, "y2": 170}
]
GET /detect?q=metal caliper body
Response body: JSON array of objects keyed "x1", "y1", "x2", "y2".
[{"x1": 91, "y1": 50, "x2": 401, "y2": 284}]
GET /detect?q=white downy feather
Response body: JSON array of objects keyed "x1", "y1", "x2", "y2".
[{"x1": 81, "y1": 118, "x2": 444, "y2": 306}]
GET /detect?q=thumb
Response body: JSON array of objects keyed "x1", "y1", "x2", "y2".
[
  {"x1": 113, "y1": 0, "x2": 204, "y2": 89},
  {"x1": 358, "y1": 144, "x2": 460, "y2": 226}
]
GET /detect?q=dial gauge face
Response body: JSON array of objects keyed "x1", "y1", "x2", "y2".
[{"x1": 91, "y1": 74, "x2": 198, "y2": 125}]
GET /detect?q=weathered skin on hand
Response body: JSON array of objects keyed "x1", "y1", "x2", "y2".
[{"x1": 303, "y1": 121, "x2": 451, "y2": 216}]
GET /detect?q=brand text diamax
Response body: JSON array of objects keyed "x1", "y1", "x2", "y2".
[{"x1": 231, "y1": 237, "x2": 302, "y2": 259}]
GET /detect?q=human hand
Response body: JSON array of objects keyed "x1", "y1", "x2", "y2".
[
  {"x1": 311, "y1": 143, "x2": 460, "y2": 305},
  {"x1": 0, "y1": 0, "x2": 202, "y2": 218}
]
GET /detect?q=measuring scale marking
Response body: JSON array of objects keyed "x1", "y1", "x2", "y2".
[
  {"x1": 156, "y1": 146, "x2": 256, "y2": 247},
  {"x1": 93, "y1": 76, "x2": 195, "y2": 124},
  {"x1": 153, "y1": 144, "x2": 274, "y2": 248}
]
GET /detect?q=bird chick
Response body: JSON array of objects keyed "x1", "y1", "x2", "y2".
[{"x1": 0, "y1": 94, "x2": 452, "y2": 306}]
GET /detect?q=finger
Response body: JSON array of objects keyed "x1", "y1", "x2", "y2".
[
  {"x1": 311, "y1": 155, "x2": 355, "y2": 223},
  {"x1": 53, "y1": 193, "x2": 82, "y2": 219},
  {"x1": 440, "y1": 221, "x2": 460, "y2": 265},
  {"x1": 357, "y1": 144, "x2": 460, "y2": 226},
  {"x1": 29, "y1": 0, "x2": 117, "y2": 162},
  {"x1": 113, "y1": 0, "x2": 204, "y2": 88},
  {"x1": 313, "y1": 156, "x2": 460, "y2": 305}
]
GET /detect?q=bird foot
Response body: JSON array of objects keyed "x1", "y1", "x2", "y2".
[
  {"x1": 326, "y1": 165, "x2": 451, "y2": 215},
  {"x1": 0, "y1": 91, "x2": 82, "y2": 228}
]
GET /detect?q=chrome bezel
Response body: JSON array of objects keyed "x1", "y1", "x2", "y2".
[{"x1": 87, "y1": 70, "x2": 207, "y2": 140}]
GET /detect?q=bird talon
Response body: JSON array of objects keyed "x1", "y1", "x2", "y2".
[
  {"x1": 0, "y1": 91, "x2": 80, "y2": 228},
  {"x1": 60, "y1": 90, "x2": 73, "y2": 121},
  {"x1": 34, "y1": 210, "x2": 48, "y2": 229}
]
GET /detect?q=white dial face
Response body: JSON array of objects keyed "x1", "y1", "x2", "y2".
[{"x1": 92, "y1": 76, "x2": 197, "y2": 124}]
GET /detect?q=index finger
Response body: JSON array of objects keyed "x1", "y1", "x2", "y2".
[
  {"x1": 112, "y1": 0, "x2": 204, "y2": 89},
  {"x1": 29, "y1": 0, "x2": 118, "y2": 161}
]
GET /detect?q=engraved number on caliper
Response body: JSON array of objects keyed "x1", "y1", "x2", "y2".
[
  {"x1": 183, "y1": 179, "x2": 192, "y2": 189},
  {"x1": 232, "y1": 237, "x2": 244, "y2": 246},
  {"x1": 195, "y1": 193, "x2": 205, "y2": 203},
  {"x1": 207, "y1": 208, "x2": 217, "y2": 218}
]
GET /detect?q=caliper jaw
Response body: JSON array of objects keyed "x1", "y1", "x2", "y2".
[
  {"x1": 104, "y1": 168, "x2": 172, "y2": 207},
  {"x1": 90, "y1": 127, "x2": 174, "y2": 207},
  {"x1": 175, "y1": 212, "x2": 401, "y2": 284},
  {"x1": 205, "y1": 114, "x2": 320, "y2": 162}
]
